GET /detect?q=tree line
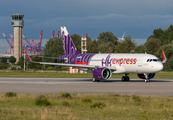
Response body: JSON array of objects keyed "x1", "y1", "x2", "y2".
[
  {"x1": 0, "y1": 56, "x2": 16, "y2": 69},
  {"x1": 41, "y1": 24, "x2": 173, "y2": 70},
  {"x1": 145, "y1": 25, "x2": 173, "y2": 70}
]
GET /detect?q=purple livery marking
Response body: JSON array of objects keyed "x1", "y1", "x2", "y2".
[
  {"x1": 62, "y1": 30, "x2": 80, "y2": 55},
  {"x1": 102, "y1": 54, "x2": 112, "y2": 67}
]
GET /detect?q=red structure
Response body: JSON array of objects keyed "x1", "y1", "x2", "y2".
[
  {"x1": 36, "y1": 30, "x2": 43, "y2": 54},
  {"x1": 10, "y1": 34, "x2": 30, "y2": 53},
  {"x1": 52, "y1": 30, "x2": 55, "y2": 40},
  {"x1": 38, "y1": 30, "x2": 43, "y2": 47},
  {"x1": 2, "y1": 30, "x2": 60, "y2": 54},
  {"x1": 31, "y1": 40, "x2": 37, "y2": 54},
  {"x1": 2, "y1": 33, "x2": 14, "y2": 54},
  {"x1": 22, "y1": 30, "x2": 43, "y2": 54},
  {"x1": 52, "y1": 30, "x2": 60, "y2": 39},
  {"x1": 57, "y1": 30, "x2": 60, "y2": 38},
  {"x1": 22, "y1": 34, "x2": 33, "y2": 53}
]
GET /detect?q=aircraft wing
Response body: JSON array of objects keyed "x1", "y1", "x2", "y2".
[
  {"x1": 38, "y1": 56, "x2": 63, "y2": 60},
  {"x1": 25, "y1": 51, "x2": 116, "y2": 71},
  {"x1": 30, "y1": 61, "x2": 116, "y2": 70},
  {"x1": 39, "y1": 56, "x2": 102, "y2": 62}
]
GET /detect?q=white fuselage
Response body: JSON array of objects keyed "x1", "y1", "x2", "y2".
[{"x1": 88, "y1": 53, "x2": 163, "y2": 74}]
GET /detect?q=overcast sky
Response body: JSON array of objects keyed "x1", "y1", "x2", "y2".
[{"x1": 0, "y1": 0, "x2": 173, "y2": 48}]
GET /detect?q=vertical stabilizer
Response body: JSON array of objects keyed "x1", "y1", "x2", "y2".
[{"x1": 61, "y1": 27, "x2": 80, "y2": 55}]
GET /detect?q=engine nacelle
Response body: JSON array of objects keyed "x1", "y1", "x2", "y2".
[
  {"x1": 137, "y1": 73, "x2": 155, "y2": 79},
  {"x1": 93, "y1": 67, "x2": 112, "y2": 80}
]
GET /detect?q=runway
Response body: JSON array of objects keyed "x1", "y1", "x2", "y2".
[{"x1": 0, "y1": 77, "x2": 173, "y2": 96}]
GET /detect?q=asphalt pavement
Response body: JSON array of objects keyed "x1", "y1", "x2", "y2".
[{"x1": 0, "y1": 77, "x2": 172, "y2": 96}]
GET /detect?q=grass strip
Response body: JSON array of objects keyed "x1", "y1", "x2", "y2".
[
  {"x1": 0, "y1": 70, "x2": 172, "y2": 79},
  {"x1": 0, "y1": 92, "x2": 173, "y2": 120}
]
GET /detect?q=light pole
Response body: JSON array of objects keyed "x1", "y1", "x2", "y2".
[{"x1": 24, "y1": 50, "x2": 25, "y2": 71}]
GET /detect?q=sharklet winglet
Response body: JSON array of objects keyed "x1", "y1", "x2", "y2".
[
  {"x1": 161, "y1": 50, "x2": 167, "y2": 63},
  {"x1": 25, "y1": 50, "x2": 32, "y2": 62}
]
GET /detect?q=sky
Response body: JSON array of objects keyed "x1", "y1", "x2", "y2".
[{"x1": 0, "y1": 0, "x2": 173, "y2": 50}]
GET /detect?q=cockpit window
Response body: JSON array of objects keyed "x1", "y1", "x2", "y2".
[
  {"x1": 147, "y1": 59, "x2": 160, "y2": 62},
  {"x1": 153, "y1": 59, "x2": 157, "y2": 62}
]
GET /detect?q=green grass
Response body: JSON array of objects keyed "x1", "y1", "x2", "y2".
[
  {"x1": 0, "y1": 70, "x2": 173, "y2": 79},
  {"x1": 0, "y1": 92, "x2": 173, "y2": 120}
]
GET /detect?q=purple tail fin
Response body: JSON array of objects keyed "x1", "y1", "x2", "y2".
[{"x1": 61, "y1": 27, "x2": 80, "y2": 55}]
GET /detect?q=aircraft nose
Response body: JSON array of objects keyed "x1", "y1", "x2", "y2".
[{"x1": 157, "y1": 63, "x2": 163, "y2": 71}]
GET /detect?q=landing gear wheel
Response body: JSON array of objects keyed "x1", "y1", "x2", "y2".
[
  {"x1": 126, "y1": 76, "x2": 130, "y2": 81},
  {"x1": 92, "y1": 77, "x2": 96, "y2": 82},
  {"x1": 92, "y1": 78, "x2": 100, "y2": 82},
  {"x1": 122, "y1": 76, "x2": 125, "y2": 81},
  {"x1": 122, "y1": 76, "x2": 130, "y2": 81},
  {"x1": 145, "y1": 79, "x2": 150, "y2": 83}
]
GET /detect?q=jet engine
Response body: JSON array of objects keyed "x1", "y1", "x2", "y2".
[
  {"x1": 93, "y1": 67, "x2": 112, "y2": 80},
  {"x1": 137, "y1": 73, "x2": 155, "y2": 79}
]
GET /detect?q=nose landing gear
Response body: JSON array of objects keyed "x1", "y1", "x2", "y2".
[
  {"x1": 145, "y1": 79, "x2": 150, "y2": 82},
  {"x1": 144, "y1": 73, "x2": 150, "y2": 83}
]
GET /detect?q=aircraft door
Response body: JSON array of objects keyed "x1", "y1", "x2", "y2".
[{"x1": 138, "y1": 56, "x2": 143, "y2": 67}]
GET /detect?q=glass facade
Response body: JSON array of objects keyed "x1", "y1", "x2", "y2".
[
  {"x1": 11, "y1": 21, "x2": 24, "y2": 26},
  {"x1": 11, "y1": 14, "x2": 24, "y2": 21},
  {"x1": 11, "y1": 14, "x2": 24, "y2": 26}
]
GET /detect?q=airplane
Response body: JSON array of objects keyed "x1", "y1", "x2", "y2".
[{"x1": 25, "y1": 27, "x2": 166, "y2": 83}]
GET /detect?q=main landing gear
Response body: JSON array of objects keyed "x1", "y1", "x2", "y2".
[
  {"x1": 144, "y1": 73, "x2": 150, "y2": 83},
  {"x1": 121, "y1": 74, "x2": 130, "y2": 81},
  {"x1": 92, "y1": 77, "x2": 100, "y2": 82}
]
